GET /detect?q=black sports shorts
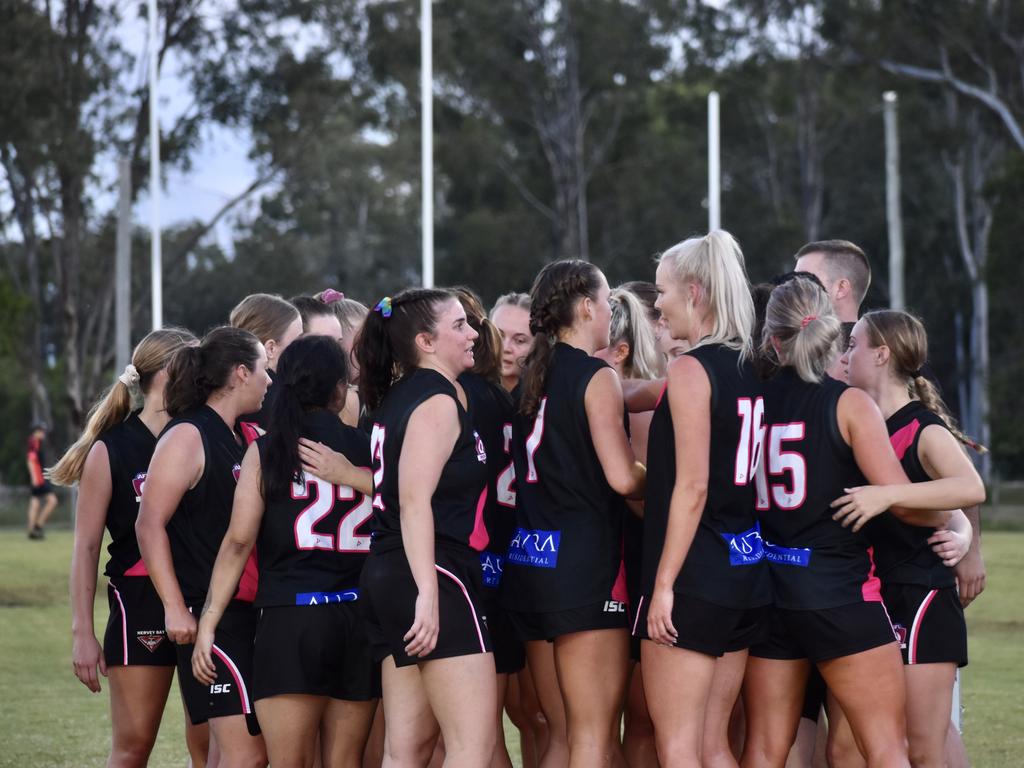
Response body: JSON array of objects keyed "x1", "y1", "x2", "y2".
[
  {"x1": 104, "y1": 577, "x2": 176, "y2": 667},
  {"x1": 882, "y1": 583, "x2": 967, "y2": 667},
  {"x1": 750, "y1": 602, "x2": 899, "y2": 663},
  {"x1": 252, "y1": 603, "x2": 381, "y2": 701},
  {"x1": 30, "y1": 482, "x2": 54, "y2": 498},
  {"x1": 507, "y1": 598, "x2": 630, "y2": 643},
  {"x1": 361, "y1": 545, "x2": 492, "y2": 668},
  {"x1": 176, "y1": 600, "x2": 259, "y2": 732},
  {"x1": 631, "y1": 592, "x2": 768, "y2": 657},
  {"x1": 481, "y1": 591, "x2": 526, "y2": 674}
]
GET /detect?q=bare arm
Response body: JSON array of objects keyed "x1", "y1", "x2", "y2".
[
  {"x1": 625, "y1": 411, "x2": 653, "y2": 519},
  {"x1": 831, "y1": 389, "x2": 952, "y2": 531},
  {"x1": 585, "y1": 368, "x2": 646, "y2": 498},
  {"x1": 193, "y1": 443, "x2": 264, "y2": 684},
  {"x1": 135, "y1": 424, "x2": 205, "y2": 644},
  {"x1": 297, "y1": 438, "x2": 373, "y2": 495},
  {"x1": 69, "y1": 442, "x2": 112, "y2": 692},
  {"x1": 953, "y1": 505, "x2": 985, "y2": 607},
  {"x1": 647, "y1": 357, "x2": 710, "y2": 645},
  {"x1": 397, "y1": 394, "x2": 461, "y2": 657},
  {"x1": 621, "y1": 377, "x2": 665, "y2": 413}
]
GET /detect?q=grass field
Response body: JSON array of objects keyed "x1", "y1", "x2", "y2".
[{"x1": 0, "y1": 529, "x2": 1021, "y2": 767}]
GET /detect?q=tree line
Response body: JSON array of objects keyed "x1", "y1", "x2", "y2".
[{"x1": 2, "y1": 0, "x2": 1023, "y2": 483}]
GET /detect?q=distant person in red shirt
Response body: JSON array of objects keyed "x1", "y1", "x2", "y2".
[{"x1": 27, "y1": 423, "x2": 59, "y2": 539}]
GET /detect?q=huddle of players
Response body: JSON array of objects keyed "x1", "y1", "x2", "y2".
[{"x1": 52, "y1": 233, "x2": 986, "y2": 768}]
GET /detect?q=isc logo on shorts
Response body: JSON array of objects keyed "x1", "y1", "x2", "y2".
[
  {"x1": 603, "y1": 600, "x2": 627, "y2": 613},
  {"x1": 210, "y1": 683, "x2": 232, "y2": 694}
]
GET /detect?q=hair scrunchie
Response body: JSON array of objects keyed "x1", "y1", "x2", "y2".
[{"x1": 118, "y1": 363, "x2": 141, "y2": 389}]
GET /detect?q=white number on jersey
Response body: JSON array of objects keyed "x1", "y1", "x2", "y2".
[
  {"x1": 496, "y1": 423, "x2": 517, "y2": 507},
  {"x1": 370, "y1": 424, "x2": 386, "y2": 511},
  {"x1": 524, "y1": 397, "x2": 547, "y2": 484},
  {"x1": 292, "y1": 472, "x2": 373, "y2": 552},
  {"x1": 754, "y1": 422, "x2": 808, "y2": 510}
]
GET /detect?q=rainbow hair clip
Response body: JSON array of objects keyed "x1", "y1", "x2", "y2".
[{"x1": 374, "y1": 296, "x2": 393, "y2": 318}]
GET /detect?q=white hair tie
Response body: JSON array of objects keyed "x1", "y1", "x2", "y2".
[{"x1": 118, "y1": 363, "x2": 141, "y2": 389}]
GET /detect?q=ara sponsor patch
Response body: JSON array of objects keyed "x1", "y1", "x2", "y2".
[
  {"x1": 506, "y1": 528, "x2": 561, "y2": 569},
  {"x1": 763, "y1": 540, "x2": 812, "y2": 567},
  {"x1": 136, "y1": 631, "x2": 166, "y2": 652},
  {"x1": 721, "y1": 526, "x2": 765, "y2": 566},
  {"x1": 480, "y1": 551, "x2": 504, "y2": 588},
  {"x1": 295, "y1": 590, "x2": 360, "y2": 606}
]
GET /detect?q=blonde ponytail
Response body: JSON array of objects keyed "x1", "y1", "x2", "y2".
[
  {"x1": 761, "y1": 277, "x2": 841, "y2": 383},
  {"x1": 609, "y1": 288, "x2": 661, "y2": 380},
  {"x1": 48, "y1": 327, "x2": 197, "y2": 485},
  {"x1": 659, "y1": 229, "x2": 754, "y2": 358}
]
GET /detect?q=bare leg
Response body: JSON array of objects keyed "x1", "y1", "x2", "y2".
[
  {"x1": 180, "y1": 680, "x2": 211, "y2": 768},
  {"x1": 207, "y1": 715, "x2": 267, "y2": 768},
  {"x1": 703, "y1": 650, "x2": 749, "y2": 768},
  {"x1": 319, "y1": 698, "x2": 377, "y2": 768},
  {"x1": 254, "y1": 695, "x2": 325, "y2": 768},
  {"x1": 904, "y1": 664, "x2": 956, "y2": 768},
  {"x1": 817, "y1": 644, "x2": 909, "y2": 768},
  {"x1": 944, "y1": 719, "x2": 969, "y2": 768},
  {"x1": 380, "y1": 657, "x2": 439, "y2": 767},
  {"x1": 623, "y1": 661, "x2": 659, "y2": 768},
  {"x1": 491, "y1": 673, "x2": 515, "y2": 768},
  {"x1": 420, "y1": 653, "x2": 498, "y2": 768},
  {"x1": 642, "y1": 640, "x2": 716, "y2": 768},
  {"x1": 107, "y1": 665, "x2": 175, "y2": 768},
  {"x1": 739, "y1": 657, "x2": 808, "y2": 768},
  {"x1": 27, "y1": 496, "x2": 40, "y2": 534},
  {"x1": 362, "y1": 703, "x2": 385, "y2": 768},
  {"x1": 38, "y1": 492, "x2": 58, "y2": 528},
  {"x1": 526, "y1": 641, "x2": 569, "y2": 768}
]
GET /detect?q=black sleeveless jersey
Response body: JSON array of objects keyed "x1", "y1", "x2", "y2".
[
  {"x1": 757, "y1": 369, "x2": 880, "y2": 609},
  {"x1": 238, "y1": 368, "x2": 277, "y2": 445},
  {"x1": 503, "y1": 343, "x2": 626, "y2": 613},
  {"x1": 253, "y1": 409, "x2": 373, "y2": 607},
  {"x1": 163, "y1": 405, "x2": 247, "y2": 604},
  {"x1": 641, "y1": 344, "x2": 771, "y2": 609},
  {"x1": 866, "y1": 401, "x2": 955, "y2": 589},
  {"x1": 369, "y1": 368, "x2": 489, "y2": 554},
  {"x1": 97, "y1": 412, "x2": 157, "y2": 577},
  {"x1": 459, "y1": 372, "x2": 517, "y2": 590}
]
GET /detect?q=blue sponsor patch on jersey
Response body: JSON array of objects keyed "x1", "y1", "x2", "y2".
[
  {"x1": 721, "y1": 526, "x2": 765, "y2": 565},
  {"x1": 295, "y1": 589, "x2": 360, "y2": 606},
  {"x1": 506, "y1": 528, "x2": 561, "y2": 568},
  {"x1": 763, "y1": 541, "x2": 812, "y2": 567},
  {"x1": 480, "y1": 551, "x2": 504, "y2": 588}
]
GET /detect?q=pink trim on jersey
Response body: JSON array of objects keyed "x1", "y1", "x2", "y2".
[
  {"x1": 889, "y1": 419, "x2": 921, "y2": 462},
  {"x1": 861, "y1": 547, "x2": 882, "y2": 602},
  {"x1": 112, "y1": 585, "x2": 129, "y2": 664},
  {"x1": 123, "y1": 558, "x2": 149, "y2": 577},
  {"x1": 631, "y1": 596, "x2": 645, "y2": 636},
  {"x1": 435, "y1": 564, "x2": 487, "y2": 654},
  {"x1": 908, "y1": 589, "x2": 939, "y2": 665},
  {"x1": 468, "y1": 486, "x2": 490, "y2": 552},
  {"x1": 211, "y1": 643, "x2": 252, "y2": 714},
  {"x1": 654, "y1": 382, "x2": 668, "y2": 409},
  {"x1": 611, "y1": 554, "x2": 629, "y2": 604},
  {"x1": 234, "y1": 550, "x2": 259, "y2": 603}
]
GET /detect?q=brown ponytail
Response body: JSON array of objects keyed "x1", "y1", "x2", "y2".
[
  {"x1": 520, "y1": 260, "x2": 604, "y2": 418},
  {"x1": 451, "y1": 286, "x2": 502, "y2": 384},
  {"x1": 48, "y1": 327, "x2": 197, "y2": 485},
  {"x1": 860, "y1": 310, "x2": 987, "y2": 453},
  {"x1": 165, "y1": 326, "x2": 261, "y2": 417}
]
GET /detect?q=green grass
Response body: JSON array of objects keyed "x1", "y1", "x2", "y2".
[{"x1": 0, "y1": 530, "x2": 1021, "y2": 767}]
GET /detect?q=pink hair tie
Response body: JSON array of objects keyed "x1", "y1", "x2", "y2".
[
  {"x1": 319, "y1": 288, "x2": 345, "y2": 304},
  {"x1": 800, "y1": 314, "x2": 817, "y2": 328}
]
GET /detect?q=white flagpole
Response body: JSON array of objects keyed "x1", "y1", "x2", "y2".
[
  {"x1": 708, "y1": 91, "x2": 721, "y2": 231},
  {"x1": 148, "y1": 0, "x2": 163, "y2": 328},
  {"x1": 421, "y1": 0, "x2": 434, "y2": 288}
]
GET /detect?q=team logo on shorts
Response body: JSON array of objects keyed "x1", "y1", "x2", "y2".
[
  {"x1": 473, "y1": 431, "x2": 487, "y2": 464},
  {"x1": 132, "y1": 472, "x2": 147, "y2": 502},
  {"x1": 892, "y1": 623, "x2": 908, "y2": 649},
  {"x1": 136, "y1": 630, "x2": 166, "y2": 652},
  {"x1": 231, "y1": 463, "x2": 241, "y2": 483}
]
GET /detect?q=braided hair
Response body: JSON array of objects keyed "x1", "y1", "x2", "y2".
[{"x1": 519, "y1": 260, "x2": 604, "y2": 418}]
